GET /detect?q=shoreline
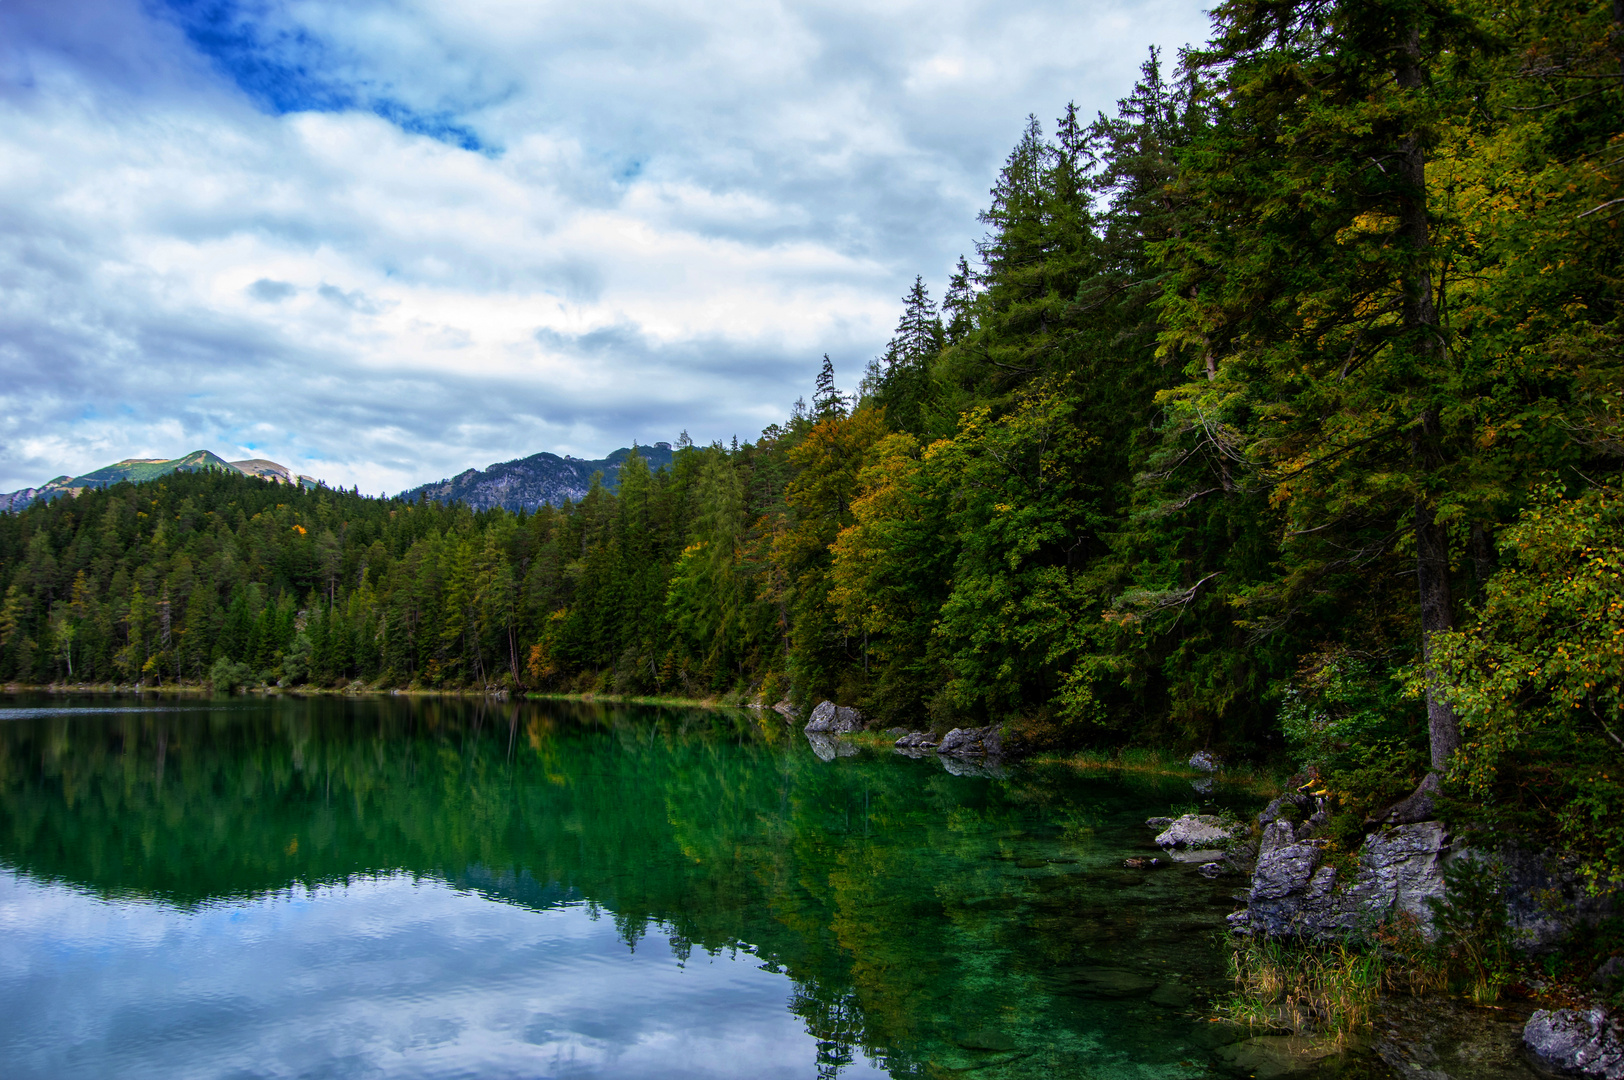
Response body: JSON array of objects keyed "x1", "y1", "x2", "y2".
[{"x1": 0, "y1": 681, "x2": 758, "y2": 712}]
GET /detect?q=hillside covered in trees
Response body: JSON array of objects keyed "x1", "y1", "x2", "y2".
[{"x1": 2, "y1": 1, "x2": 1622, "y2": 877}]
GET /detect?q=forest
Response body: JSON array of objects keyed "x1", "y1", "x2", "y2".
[{"x1": 1, "y1": 0, "x2": 1621, "y2": 880}]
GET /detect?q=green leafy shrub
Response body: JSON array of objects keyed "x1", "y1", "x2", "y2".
[
  {"x1": 1279, "y1": 652, "x2": 1428, "y2": 821},
  {"x1": 207, "y1": 657, "x2": 254, "y2": 694},
  {"x1": 1430, "y1": 485, "x2": 1624, "y2": 888}
]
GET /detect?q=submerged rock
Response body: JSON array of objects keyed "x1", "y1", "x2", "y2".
[
  {"x1": 1153, "y1": 814, "x2": 1238, "y2": 849},
  {"x1": 1211, "y1": 1034, "x2": 1341, "y2": 1078},
  {"x1": 1523, "y1": 1007, "x2": 1624, "y2": 1079},
  {"x1": 803, "y1": 700, "x2": 863, "y2": 734},
  {"x1": 1375, "y1": 994, "x2": 1540, "y2": 1080}
]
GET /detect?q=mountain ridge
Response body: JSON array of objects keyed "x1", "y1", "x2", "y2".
[
  {"x1": 397, "y1": 442, "x2": 676, "y2": 512},
  {"x1": 0, "y1": 451, "x2": 317, "y2": 512}
]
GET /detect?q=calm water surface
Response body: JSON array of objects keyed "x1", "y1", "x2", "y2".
[{"x1": 0, "y1": 694, "x2": 1266, "y2": 1078}]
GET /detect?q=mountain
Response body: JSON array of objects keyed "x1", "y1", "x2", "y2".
[
  {"x1": 0, "y1": 451, "x2": 317, "y2": 512},
  {"x1": 399, "y1": 442, "x2": 676, "y2": 512}
]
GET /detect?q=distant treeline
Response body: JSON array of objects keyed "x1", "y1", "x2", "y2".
[{"x1": 3, "y1": 1, "x2": 1622, "y2": 875}]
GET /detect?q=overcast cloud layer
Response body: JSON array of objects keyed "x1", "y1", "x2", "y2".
[{"x1": 0, "y1": 0, "x2": 1211, "y2": 494}]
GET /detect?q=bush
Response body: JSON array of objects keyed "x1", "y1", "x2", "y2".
[
  {"x1": 207, "y1": 657, "x2": 254, "y2": 694},
  {"x1": 1430, "y1": 484, "x2": 1624, "y2": 889}
]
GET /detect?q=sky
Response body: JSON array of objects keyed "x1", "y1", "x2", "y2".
[{"x1": 0, "y1": 0, "x2": 1212, "y2": 496}]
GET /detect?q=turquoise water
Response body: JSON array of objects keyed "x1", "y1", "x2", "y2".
[{"x1": 0, "y1": 694, "x2": 1263, "y2": 1078}]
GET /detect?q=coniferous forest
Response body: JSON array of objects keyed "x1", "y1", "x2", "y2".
[{"x1": 3, "y1": 1, "x2": 1622, "y2": 880}]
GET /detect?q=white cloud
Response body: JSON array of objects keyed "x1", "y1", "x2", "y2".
[{"x1": 0, "y1": 0, "x2": 1212, "y2": 493}]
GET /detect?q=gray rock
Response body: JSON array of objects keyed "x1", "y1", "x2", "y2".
[
  {"x1": 1501, "y1": 846, "x2": 1620, "y2": 951},
  {"x1": 936, "y1": 725, "x2": 1003, "y2": 757},
  {"x1": 1258, "y1": 791, "x2": 1313, "y2": 827},
  {"x1": 772, "y1": 698, "x2": 799, "y2": 722},
  {"x1": 805, "y1": 732, "x2": 857, "y2": 762},
  {"x1": 1154, "y1": 814, "x2": 1238, "y2": 849},
  {"x1": 881, "y1": 727, "x2": 908, "y2": 738},
  {"x1": 803, "y1": 700, "x2": 863, "y2": 734},
  {"x1": 1189, "y1": 750, "x2": 1222, "y2": 772},
  {"x1": 1523, "y1": 1008, "x2": 1624, "y2": 1079},
  {"x1": 1145, "y1": 816, "x2": 1175, "y2": 829},
  {"x1": 1198, "y1": 861, "x2": 1230, "y2": 879},
  {"x1": 1240, "y1": 821, "x2": 1450, "y2": 939},
  {"x1": 895, "y1": 730, "x2": 938, "y2": 749}
]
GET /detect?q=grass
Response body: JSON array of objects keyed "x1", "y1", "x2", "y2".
[{"x1": 1218, "y1": 935, "x2": 1384, "y2": 1044}]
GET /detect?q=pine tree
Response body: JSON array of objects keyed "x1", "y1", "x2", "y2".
[{"x1": 813, "y1": 355, "x2": 847, "y2": 421}]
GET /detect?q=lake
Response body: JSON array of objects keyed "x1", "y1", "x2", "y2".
[{"x1": 0, "y1": 693, "x2": 1284, "y2": 1078}]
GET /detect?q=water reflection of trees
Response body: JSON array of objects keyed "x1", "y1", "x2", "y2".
[{"x1": 0, "y1": 696, "x2": 1217, "y2": 1078}]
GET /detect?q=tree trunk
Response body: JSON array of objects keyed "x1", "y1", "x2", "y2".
[
  {"x1": 1415, "y1": 491, "x2": 1461, "y2": 771},
  {"x1": 1396, "y1": 28, "x2": 1463, "y2": 779}
]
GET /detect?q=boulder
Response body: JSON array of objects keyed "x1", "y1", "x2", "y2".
[
  {"x1": 1235, "y1": 820, "x2": 1450, "y2": 939},
  {"x1": 803, "y1": 700, "x2": 863, "y2": 734},
  {"x1": 1145, "y1": 816, "x2": 1175, "y2": 829},
  {"x1": 772, "y1": 698, "x2": 799, "y2": 722},
  {"x1": 1189, "y1": 750, "x2": 1222, "y2": 772},
  {"x1": 1153, "y1": 814, "x2": 1238, "y2": 849},
  {"x1": 1523, "y1": 1008, "x2": 1624, "y2": 1079},
  {"x1": 936, "y1": 725, "x2": 1003, "y2": 757},
  {"x1": 1501, "y1": 846, "x2": 1621, "y2": 951},
  {"x1": 1257, "y1": 791, "x2": 1314, "y2": 826},
  {"x1": 895, "y1": 730, "x2": 938, "y2": 749}
]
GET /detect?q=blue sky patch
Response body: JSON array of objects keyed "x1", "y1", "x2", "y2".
[{"x1": 153, "y1": 0, "x2": 483, "y2": 150}]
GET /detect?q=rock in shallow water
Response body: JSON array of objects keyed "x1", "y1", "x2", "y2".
[
  {"x1": 1211, "y1": 1034, "x2": 1340, "y2": 1078},
  {"x1": 1523, "y1": 1008, "x2": 1624, "y2": 1079},
  {"x1": 936, "y1": 725, "x2": 1003, "y2": 757},
  {"x1": 803, "y1": 700, "x2": 863, "y2": 734},
  {"x1": 1154, "y1": 814, "x2": 1238, "y2": 849}
]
